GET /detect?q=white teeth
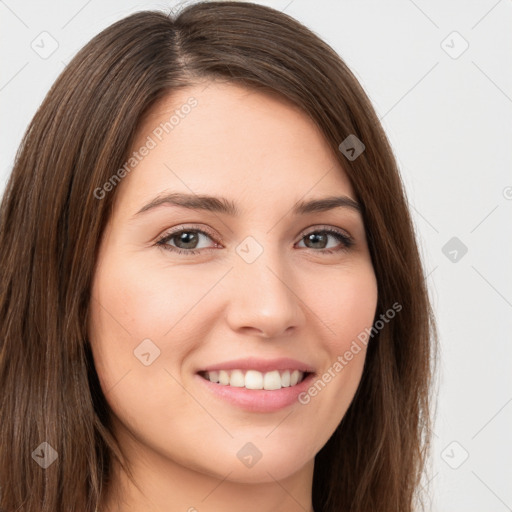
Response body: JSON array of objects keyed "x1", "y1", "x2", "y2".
[
  {"x1": 229, "y1": 369, "x2": 245, "y2": 387},
  {"x1": 203, "y1": 369, "x2": 306, "y2": 390},
  {"x1": 218, "y1": 370, "x2": 230, "y2": 385},
  {"x1": 245, "y1": 370, "x2": 263, "y2": 389},
  {"x1": 263, "y1": 370, "x2": 281, "y2": 390},
  {"x1": 281, "y1": 370, "x2": 291, "y2": 387}
]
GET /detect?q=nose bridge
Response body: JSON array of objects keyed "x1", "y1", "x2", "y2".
[{"x1": 226, "y1": 235, "x2": 302, "y2": 337}]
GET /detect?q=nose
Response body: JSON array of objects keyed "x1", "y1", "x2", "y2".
[{"x1": 224, "y1": 244, "x2": 305, "y2": 339}]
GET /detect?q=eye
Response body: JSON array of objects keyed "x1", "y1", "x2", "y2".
[
  {"x1": 155, "y1": 225, "x2": 354, "y2": 256},
  {"x1": 296, "y1": 227, "x2": 354, "y2": 254},
  {"x1": 155, "y1": 226, "x2": 219, "y2": 256}
]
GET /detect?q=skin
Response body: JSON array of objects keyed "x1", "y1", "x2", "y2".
[{"x1": 88, "y1": 80, "x2": 378, "y2": 512}]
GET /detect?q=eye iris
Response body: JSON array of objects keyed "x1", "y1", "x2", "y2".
[
  {"x1": 305, "y1": 232, "x2": 327, "y2": 249},
  {"x1": 176, "y1": 231, "x2": 199, "y2": 249}
]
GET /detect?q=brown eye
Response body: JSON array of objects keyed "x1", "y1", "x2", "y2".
[
  {"x1": 156, "y1": 228, "x2": 219, "y2": 255},
  {"x1": 166, "y1": 231, "x2": 201, "y2": 250},
  {"x1": 297, "y1": 228, "x2": 353, "y2": 253}
]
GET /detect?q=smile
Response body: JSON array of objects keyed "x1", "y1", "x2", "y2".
[{"x1": 198, "y1": 369, "x2": 309, "y2": 390}]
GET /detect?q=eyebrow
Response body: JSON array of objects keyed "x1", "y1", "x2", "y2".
[{"x1": 133, "y1": 192, "x2": 361, "y2": 218}]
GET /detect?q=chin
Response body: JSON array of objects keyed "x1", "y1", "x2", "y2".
[{"x1": 202, "y1": 443, "x2": 313, "y2": 484}]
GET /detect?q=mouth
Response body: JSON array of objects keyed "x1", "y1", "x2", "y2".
[
  {"x1": 197, "y1": 369, "x2": 313, "y2": 390},
  {"x1": 195, "y1": 367, "x2": 317, "y2": 413},
  {"x1": 195, "y1": 357, "x2": 317, "y2": 412}
]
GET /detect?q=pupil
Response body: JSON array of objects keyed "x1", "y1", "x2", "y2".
[
  {"x1": 307, "y1": 233, "x2": 327, "y2": 249},
  {"x1": 178, "y1": 232, "x2": 198, "y2": 249}
]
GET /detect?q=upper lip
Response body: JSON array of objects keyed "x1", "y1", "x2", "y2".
[{"x1": 197, "y1": 357, "x2": 316, "y2": 374}]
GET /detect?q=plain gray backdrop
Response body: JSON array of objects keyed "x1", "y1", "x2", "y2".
[{"x1": 1, "y1": 1, "x2": 511, "y2": 510}]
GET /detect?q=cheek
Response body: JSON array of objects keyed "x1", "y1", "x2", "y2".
[
  {"x1": 87, "y1": 251, "x2": 206, "y2": 449},
  {"x1": 307, "y1": 261, "x2": 378, "y2": 350},
  {"x1": 90, "y1": 248, "x2": 207, "y2": 340},
  {"x1": 294, "y1": 262, "x2": 377, "y2": 438},
  {"x1": 328, "y1": 264, "x2": 378, "y2": 381},
  {"x1": 87, "y1": 249, "x2": 222, "y2": 390}
]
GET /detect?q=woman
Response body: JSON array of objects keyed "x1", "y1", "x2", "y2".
[{"x1": 0, "y1": 2, "x2": 438, "y2": 511}]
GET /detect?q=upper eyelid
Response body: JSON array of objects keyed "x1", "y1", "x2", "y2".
[
  {"x1": 159, "y1": 224, "x2": 221, "y2": 243},
  {"x1": 298, "y1": 224, "x2": 352, "y2": 239}
]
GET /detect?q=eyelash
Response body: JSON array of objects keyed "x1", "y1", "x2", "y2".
[{"x1": 155, "y1": 224, "x2": 354, "y2": 256}]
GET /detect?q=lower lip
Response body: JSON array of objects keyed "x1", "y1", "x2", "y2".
[{"x1": 195, "y1": 372, "x2": 316, "y2": 413}]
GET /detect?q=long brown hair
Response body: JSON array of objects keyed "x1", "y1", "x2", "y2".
[{"x1": 0, "y1": 2, "x2": 438, "y2": 511}]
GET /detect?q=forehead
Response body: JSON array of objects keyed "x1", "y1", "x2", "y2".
[{"x1": 115, "y1": 81, "x2": 356, "y2": 216}]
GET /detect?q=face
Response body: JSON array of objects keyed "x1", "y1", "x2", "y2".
[{"x1": 88, "y1": 81, "x2": 378, "y2": 485}]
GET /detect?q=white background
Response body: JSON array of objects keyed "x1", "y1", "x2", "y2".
[{"x1": 1, "y1": 1, "x2": 511, "y2": 510}]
